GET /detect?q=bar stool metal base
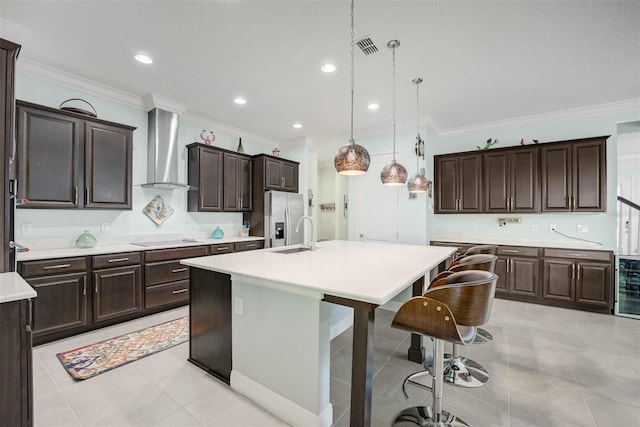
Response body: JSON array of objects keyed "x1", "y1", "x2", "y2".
[
  {"x1": 425, "y1": 354, "x2": 490, "y2": 388},
  {"x1": 393, "y1": 406, "x2": 470, "y2": 427},
  {"x1": 473, "y1": 327, "x2": 493, "y2": 344}
]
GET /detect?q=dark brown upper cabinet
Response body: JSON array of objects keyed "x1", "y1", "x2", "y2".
[
  {"x1": 434, "y1": 152, "x2": 482, "y2": 213},
  {"x1": 254, "y1": 154, "x2": 299, "y2": 193},
  {"x1": 223, "y1": 152, "x2": 252, "y2": 212},
  {"x1": 484, "y1": 147, "x2": 538, "y2": 213},
  {"x1": 187, "y1": 144, "x2": 253, "y2": 212},
  {"x1": 16, "y1": 100, "x2": 134, "y2": 210},
  {"x1": 540, "y1": 136, "x2": 607, "y2": 212},
  {"x1": 188, "y1": 144, "x2": 224, "y2": 212}
]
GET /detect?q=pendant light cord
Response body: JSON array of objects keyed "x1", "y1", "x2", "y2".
[
  {"x1": 415, "y1": 80, "x2": 420, "y2": 171},
  {"x1": 349, "y1": 0, "x2": 355, "y2": 144},
  {"x1": 391, "y1": 43, "x2": 397, "y2": 162}
]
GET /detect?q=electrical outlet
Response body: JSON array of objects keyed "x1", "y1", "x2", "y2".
[
  {"x1": 234, "y1": 297, "x2": 244, "y2": 315},
  {"x1": 577, "y1": 224, "x2": 589, "y2": 233},
  {"x1": 101, "y1": 222, "x2": 110, "y2": 232},
  {"x1": 21, "y1": 224, "x2": 32, "y2": 235},
  {"x1": 550, "y1": 224, "x2": 557, "y2": 231},
  {"x1": 531, "y1": 224, "x2": 538, "y2": 231}
]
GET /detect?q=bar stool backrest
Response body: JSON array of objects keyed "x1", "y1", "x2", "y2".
[{"x1": 450, "y1": 254, "x2": 497, "y2": 274}]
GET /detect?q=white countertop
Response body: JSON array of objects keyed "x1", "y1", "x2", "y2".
[
  {"x1": 0, "y1": 272, "x2": 37, "y2": 303},
  {"x1": 181, "y1": 240, "x2": 456, "y2": 305},
  {"x1": 430, "y1": 236, "x2": 606, "y2": 250},
  {"x1": 16, "y1": 236, "x2": 265, "y2": 261}
]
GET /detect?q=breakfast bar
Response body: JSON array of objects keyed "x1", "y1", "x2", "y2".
[{"x1": 181, "y1": 240, "x2": 456, "y2": 427}]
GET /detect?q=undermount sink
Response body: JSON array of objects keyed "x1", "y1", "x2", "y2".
[{"x1": 273, "y1": 247, "x2": 312, "y2": 254}]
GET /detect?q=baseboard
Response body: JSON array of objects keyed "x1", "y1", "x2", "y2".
[{"x1": 230, "y1": 370, "x2": 333, "y2": 427}]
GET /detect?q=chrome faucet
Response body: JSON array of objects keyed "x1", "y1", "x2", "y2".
[{"x1": 295, "y1": 216, "x2": 316, "y2": 250}]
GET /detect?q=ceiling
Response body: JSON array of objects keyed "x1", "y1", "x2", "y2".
[{"x1": 1, "y1": 1, "x2": 638, "y2": 149}]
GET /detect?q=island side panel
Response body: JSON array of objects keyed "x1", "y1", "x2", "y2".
[
  {"x1": 230, "y1": 278, "x2": 332, "y2": 426},
  {"x1": 189, "y1": 268, "x2": 232, "y2": 383}
]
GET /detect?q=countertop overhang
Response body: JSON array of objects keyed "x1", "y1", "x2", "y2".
[
  {"x1": 0, "y1": 272, "x2": 37, "y2": 303},
  {"x1": 181, "y1": 240, "x2": 456, "y2": 306}
]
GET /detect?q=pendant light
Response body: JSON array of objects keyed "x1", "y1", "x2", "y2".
[
  {"x1": 407, "y1": 77, "x2": 429, "y2": 193},
  {"x1": 334, "y1": 0, "x2": 370, "y2": 176},
  {"x1": 380, "y1": 40, "x2": 408, "y2": 186}
]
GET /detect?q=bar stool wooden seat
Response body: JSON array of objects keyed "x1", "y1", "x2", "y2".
[{"x1": 391, "y1": 270, "x2": 497, "y2": 426}]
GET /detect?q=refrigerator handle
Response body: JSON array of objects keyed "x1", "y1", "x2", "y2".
[{"x1": 284, "y1": 206, "x2": 290, "y2": 246}]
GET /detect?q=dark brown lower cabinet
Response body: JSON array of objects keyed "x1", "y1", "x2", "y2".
[
  {"x1": 0, "y1": 298, "x2": 33, "y2": 426},
  {"x1": 542, "y1": 256, "x2": 611, "y2": 312},
  {"x1": 494, "y1": 246, "x2": 540, "y2": 300},
  {"x1": 189, "y1": 268, "x2": 232, "y2": 384},
  {"x1": 29, "y1": 272, "x2": 88, "y2": 337},
  {"x1": 93, "y1": 265, "x2": 142, "y2": 322}
]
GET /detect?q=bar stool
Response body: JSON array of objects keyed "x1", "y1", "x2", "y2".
[
  {"x1": 455, "y1": 245, "x2": 498, "y2": 344},
  {"x1": 434, "y1": 254, "x2": 497, "y2": 388},
  {"x1": 391, "y1": 270, "x2": 497, "y2": 427}
]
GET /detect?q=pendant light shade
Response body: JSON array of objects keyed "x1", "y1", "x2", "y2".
[
  {"x1": 334, "y1": 0, "x2": 370, "y2": 175},
  {"x1": 407, "y1": 77, "x2": 429, "y2": 193},
  {"x1": 381, "y1": 40, "x2": 407, "y2": 186}
]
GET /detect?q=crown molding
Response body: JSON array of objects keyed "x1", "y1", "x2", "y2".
[
  {"x1": 16, "y1": 58, "x2": 145, "y2": 109},
  {"x1": 437, "y1": 99, "x2": 640, "y2": 138},
  {"x1": 16, "y1": 58, "x2": 276, "y2": 146}
]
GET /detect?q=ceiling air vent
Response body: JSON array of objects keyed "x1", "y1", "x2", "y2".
[{"x1": 356, "y1": 37, "x2": 378, "y2": 55}]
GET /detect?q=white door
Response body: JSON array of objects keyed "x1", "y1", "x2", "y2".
[{"x1": 355, "y1": 153, "x2": 400, "y2": 243}]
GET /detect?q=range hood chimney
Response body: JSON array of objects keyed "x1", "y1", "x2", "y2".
[{"x1": 141, "y1": 93, "x2": 189, "y2": 189}]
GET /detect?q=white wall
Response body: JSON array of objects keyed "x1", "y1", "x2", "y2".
[{"x1": 14, "y1": 73, "x2": 274, "y2": 249}]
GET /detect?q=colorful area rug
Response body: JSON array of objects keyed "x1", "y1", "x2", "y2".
[{"x1": 56, "y1": 316, "x2": 189, "y2": 380}]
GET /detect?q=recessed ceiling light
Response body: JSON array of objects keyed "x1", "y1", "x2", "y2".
[
  {"x1": 321, "y1": 63, "x2": 336, "y2": 73},
  {"x1": 367, "y1": 103, "x2": 380, "y2": 110},
  {"x1": 293, "y1": 123, "x2": 303, "y2": 129},
  {"x1": 134, "y1": 53, "x2": 153, "y2": 64},
  {"x1": 233, "y1": 97, "x2": 247, "y2": 105}
]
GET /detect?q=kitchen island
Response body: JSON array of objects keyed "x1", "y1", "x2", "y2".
[{"x1": 181, "y1": 240, "x2": 456, "y2": 427}]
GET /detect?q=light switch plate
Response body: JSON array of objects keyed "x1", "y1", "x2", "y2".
[
  {"x1": 577, "y1": 224, "x2": 589, "y2": 233},
  {"x1": 234, "y1": 297, "x2": 244, "y2": 315}
]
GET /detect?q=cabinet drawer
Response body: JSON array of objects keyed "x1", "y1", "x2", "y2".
[
  {"x1": 92, "y1": 252, "x2": 141, "y2": 269},
  {"x1": 211, "y1": 243, "x2": 235, "y2": 255},
  {"x1": 234, "y1": 241, "x2": 264, "y2": 252},
  {"x1": 20, "y1": 257, "x2": 86, "y2": 278},
  {"x1": 145, "y1": 261, "x2": 190, "y2": 286},
  {"x1": 144, "y1": 246, "x2": 209, "y2": 263},
  {"x1": 497, "y1": 246, "x2": 540, "y2": 258},
  {"x1": 543, "y1": 248, "x2": 611, "y2": 262},
  {"x1": 145, "y1": 280, "x2": 189, "y2": 309}
]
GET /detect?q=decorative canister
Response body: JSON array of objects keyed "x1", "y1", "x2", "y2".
[
  {"x1": 272, "y1": 147, "x2": 280, "y2": 157},
  {"x1": 75, "y1": 230, "x2": 97, "y2": 248}
]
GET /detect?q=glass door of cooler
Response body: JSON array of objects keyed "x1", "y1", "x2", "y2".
[{"x1": 616, "y1": 256, "x2": 640, "y2": 319}]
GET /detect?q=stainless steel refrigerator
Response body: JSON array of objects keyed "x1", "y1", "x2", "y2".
[{"x1": 264, "y1": 191, "x2": 304, "y2": 248}]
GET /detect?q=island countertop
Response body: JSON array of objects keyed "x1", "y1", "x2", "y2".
[{"x1": 181, "y1": 240, "x2": 456, "y2": 305}]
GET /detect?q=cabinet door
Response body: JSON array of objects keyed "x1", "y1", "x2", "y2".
[
  {"x1": 510, "y1": 257, "x2": 539, "y2": 297},
  {"x1": 28, "y1": 272, "x2": 88, "y2": 336},
  {"x1": 434, "y1": 156, "x2": 458, "y2": 213},
  {"x1": 239, "y1": 156, "x2": 252, "y2": 210},
  {"x1": 572, "y1": 139, "x2": 605, "y2": 212},
  {"x1": 575, "y1": 261, "x2": 611, "y2": 307},
  {"x1": 84, "y1": 121, "x2": 132, "y2": 209},
  {"x1": 510, "y1": 148, "x2": 538, "y2": 212},
  {"x1": 458, "y1": 153, "x2": 482, "y2": 212},
  {"x1": 192, "y1": 148, "x2": 223, "y2": 211},
  {"x1": 542, "y1": 259, "x2": 574, "y2": 302},
  {"x1": 264, "y1": 157, "x2": 283, "y2": 190},
  {"x1": 494, "y1": 256, "x2": 509, "y2": 294},
  {"x1": 93, "y1": 265, "x2": 142, "y2": 322},
  {"x1": 281, "y1": 160, "x2": 298, "y2": 192},
  {"x1": 17, "y1": 105, "x2": 82, "y2": 208},
  {"x1": 223, "y1": 153, "x2": 240, "y2": 211},
  {"x1": 484, "y1": 152, "x2": 509, "y2": 212},
  {"x1": 541, "y1": 143, "x2": 571, "y2": 211}
]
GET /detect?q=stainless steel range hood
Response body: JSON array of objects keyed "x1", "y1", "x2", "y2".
[{"x1": 142, "y1": 108, "x2": 189, "y2": 190}]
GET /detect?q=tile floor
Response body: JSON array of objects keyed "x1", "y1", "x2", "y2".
[{"x1": 33, "y1": 299, "x2": 640, "y2": 426}]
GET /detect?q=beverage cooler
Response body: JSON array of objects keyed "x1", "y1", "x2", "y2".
[{"x1": 616, "y1": 256, "x2": 640, "y2": 319}]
